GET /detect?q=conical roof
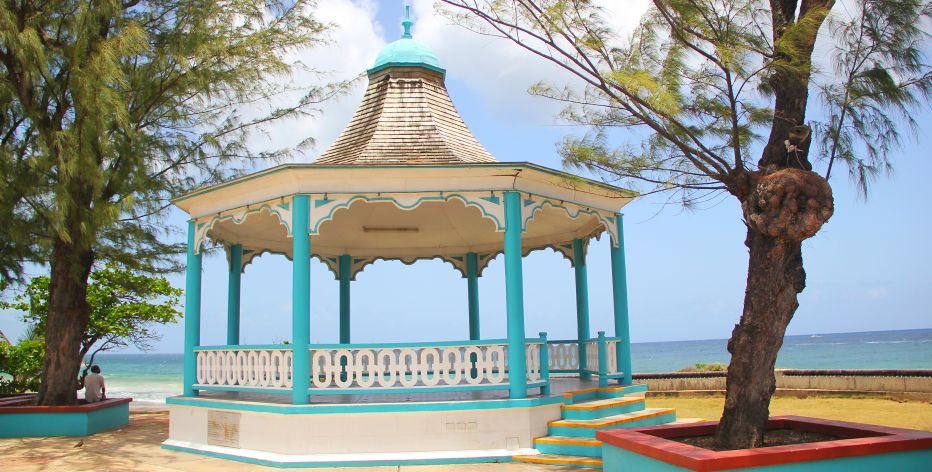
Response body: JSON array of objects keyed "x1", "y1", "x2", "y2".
[{"x1": 313, "y1": 7, "x2": 496, "y2": 166}]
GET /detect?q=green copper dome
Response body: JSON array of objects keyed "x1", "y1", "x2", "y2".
[{"x1": 367, "y1": 5, "x2": 445, "y2": 76}]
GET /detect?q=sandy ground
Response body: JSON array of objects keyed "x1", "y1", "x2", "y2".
[
  {"x1": 0, "y1": 409, "x2": 574, "y2": 472},
  {"x1": 1, "y1": 396, "x2": 929, "y2": 471}
]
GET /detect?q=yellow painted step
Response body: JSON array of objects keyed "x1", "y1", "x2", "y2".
[
  {"x1": 562, "y1": 396, "x2": 642, "y2": 411},
  {"x1": 549, "y1": 407, "x2": 676, "y2": 428},
  {"x1": 534, "y1": 435, "x2": 602, "y2": 447},
  {"x1": 513, "y1": 453, "x2": 602, "y2": 467}
]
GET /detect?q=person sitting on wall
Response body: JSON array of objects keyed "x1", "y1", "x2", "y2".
[{"x1": 84, "y1": 365, "x2": 107, "y2": 403}]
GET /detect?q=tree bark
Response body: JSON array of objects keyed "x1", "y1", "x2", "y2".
[
  {"x1": 714, "y1": 227, "x2": 805, "y2": 448},
  {"x1": 711, "y1": 0, "x2": 836, "y2": 449},
  {"x1": 37, "y1": 238, "x2": 94, "y2": 406}
]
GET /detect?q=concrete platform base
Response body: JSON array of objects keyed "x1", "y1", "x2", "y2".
[{"x1": 163, "y1": 395, "x2": 563, "y2": 467}]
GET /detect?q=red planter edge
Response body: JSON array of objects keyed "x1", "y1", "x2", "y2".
[
  {"x1": 596, "y1": 416, "x2": 932, "y2": 471},
  {"x1": 0, "y1": 397, "x2": 132, "y2": 414}
]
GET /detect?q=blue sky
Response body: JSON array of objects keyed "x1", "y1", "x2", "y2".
[{"x1": 1, "y1": 1, "x2": 929, "y2": 352}]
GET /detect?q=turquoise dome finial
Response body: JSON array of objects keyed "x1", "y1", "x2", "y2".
[
  {"x1": 402, "y1": 5, "x2": 413, "y2": 39},
  {"x1": 367, "y1": 3, "x2": 445, "y2": 76}
]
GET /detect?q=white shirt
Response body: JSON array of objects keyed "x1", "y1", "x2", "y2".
[{"x1": 84, "y1": 373, "x2": 105, "y2": 403}]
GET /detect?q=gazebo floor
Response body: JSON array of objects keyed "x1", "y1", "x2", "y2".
[{"x1": 191, "y1": 376, "x2": 607, "y2": 405}]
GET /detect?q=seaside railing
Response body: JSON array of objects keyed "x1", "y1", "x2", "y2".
[
  {"x1": 192, "y1": 334, "x2": 551, "y2": 396},
  {"x1": 194, "y1": 345, "x2": 294, "y2": 392},
  {"x1": 547, "y1": 332, "x2": 625, "y2": 386}
]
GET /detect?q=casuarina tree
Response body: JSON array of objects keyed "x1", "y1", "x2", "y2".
[
  {"x1": 0, "y1": 0, "x2": 347, "y2": 405},
  {"x1": 439, "y1": 0, "x2": 931, "y2": 448}
]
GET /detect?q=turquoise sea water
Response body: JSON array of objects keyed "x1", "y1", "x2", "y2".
[{"x1": 94, "y1": 328, "x2": 931, "y2": 404}]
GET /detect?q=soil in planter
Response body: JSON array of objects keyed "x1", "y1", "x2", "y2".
[{"x1": 675, "y1": 429, "x2": 843, "y2": 451}]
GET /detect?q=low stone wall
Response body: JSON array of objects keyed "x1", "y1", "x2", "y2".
[{"x1": 634, "y1": 369, "x2": 932, "y2": 398}]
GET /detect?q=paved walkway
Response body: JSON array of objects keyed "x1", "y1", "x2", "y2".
[{"x1": 0, "y1": 411, "x2": 577, "y2": 472}]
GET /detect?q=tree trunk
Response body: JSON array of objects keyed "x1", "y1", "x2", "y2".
[
  {"x1": 37, "y1": 238, "x2": 94, "y2": 406},
  {"x1": 714, "y1": 227, "x2": 805, "y2": 449}
]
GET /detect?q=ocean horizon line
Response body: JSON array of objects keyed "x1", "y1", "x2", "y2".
[{"x1": 94, "y1": 326, "x2": 932, "y2": 356}]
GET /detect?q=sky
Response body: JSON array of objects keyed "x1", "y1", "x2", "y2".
[{"x1": 1, "y1": 0, "x2": 930, "y2": 353}]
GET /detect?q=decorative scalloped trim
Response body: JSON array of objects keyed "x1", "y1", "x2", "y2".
[
  {"x1": 521, "y1": 197, "x2": 620, "y2": 247},
  {"x1": 309, "y1": 192, "x2": 505, "y2": 235},
  {"x1": 193, "y1": 198, "x2": 294, "y2": 255}
]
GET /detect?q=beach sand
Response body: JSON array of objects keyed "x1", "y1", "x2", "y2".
[
  {"x1": 1, "y1": 396, "x2": 929, "y2": 471},
  {"x1": 0, "y1": 408, "x2": 576, "y2": 472}
]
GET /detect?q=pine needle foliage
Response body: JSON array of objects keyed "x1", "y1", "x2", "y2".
[
  {"x1": 439, "y1": 0, "x2": 931, "y2": 206},
  {"x1": 0, "y1": 0, "x2": 348, "y2": 283},
  {"x1": 816, "y1": 0, "x2": 932, "y2": 197}
]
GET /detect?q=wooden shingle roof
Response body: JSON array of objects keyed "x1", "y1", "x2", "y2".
[{"x1": 314, "y1": 67, "x2": 497, "y2": 165}]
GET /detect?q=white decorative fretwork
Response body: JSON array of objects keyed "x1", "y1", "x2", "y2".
[
  {"x1": 548, "y1": 342, "x2": 580, "y2": 371},
  {"x1": 604, "y1": 340, "x2": 619, "y2": 374},
  {"x1": 192, "y1": 197, "x2": 295, "y2": 254},
  {"x1": 525, "y1": 342, "x2": 542, "y2": 382},
  {"x1": 309, "y1": 192, "x2": 507, "y2": 235},
  {"x1": 520, "y1": 196, "x2": 621, "y2": 247},
  {"x1": 309, "y1": 343, "x2": 508, "y2": 390},
  {"x1": 585, "y1": 340, "x2": 600, "y2": 373},
  {"x1": 583, "y1": 339, "x2": 621, "y2": 375},
  {"x1": 195, "y1": 348, "x2": 293, "y2": 389},
  {"x1": 308, "y1": 341, "x2": 554, "y2": 390}
]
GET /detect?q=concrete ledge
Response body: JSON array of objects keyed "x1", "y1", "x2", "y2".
[
  {"x1": 162, "y1": 440, "x2": 534, "y2": 468},
  {"x1": 0, "y1": 397, "x2": 132, "y2": 437},
  {"x1": 634, "y1": 369, "x2": 932, "y2": 396}
]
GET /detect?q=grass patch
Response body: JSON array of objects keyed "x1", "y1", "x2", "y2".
[{"x1": 647, "y1": 395, "x2": 932, "y2": 432}]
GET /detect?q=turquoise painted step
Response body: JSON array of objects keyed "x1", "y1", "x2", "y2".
[
  {"x1": 534, "y1": 436, "x2": 602, "y2": 457},
  {"x1": 563, "y1": 383, "x2": 648, "y2": 405},
  {"x1": 548, "y1": 408, "x2": 677, "y2": 438},
  {"x1": 562, "y1": 396, "x2": 645, "y2": 420}
]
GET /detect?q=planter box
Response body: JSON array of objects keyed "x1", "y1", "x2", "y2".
[
  {"x1": 597, "y1": 416, "x2": 932, "y2": 471},
  {"x1": 0, "y1": 397, "x2": 131, "y2": 438}
]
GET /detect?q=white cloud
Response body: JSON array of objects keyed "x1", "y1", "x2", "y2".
[
  {"x1": 409, "y1": 0, "x2": 650, "y2": 122},
  {"x1": 246, "y1": 0, "x2": 386, "y2": 162}
]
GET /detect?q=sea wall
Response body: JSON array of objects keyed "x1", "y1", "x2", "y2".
[{"x1": 635, "y1": 369, "x2": 932, "y2": 399}]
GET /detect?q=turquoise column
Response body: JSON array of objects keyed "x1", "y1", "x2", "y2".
[
  {"x1": 610, "y1": 214, "x2": 633, "y2": 385},
  {"x1": 227, "y1": 244, "x2": 242, "y2": 345},
  {"x1": 183, "y1": 221, "x2": 202, "y2": 397},
  {"x1": 503, "y1": 191, "x2": 527, "y2": 399},
  {"x1": 466, "y1": 252, "x2": 480, "y2": 340},
  {"x1": 291, "y1": 195, "x2": 311, "y2": 404},
  {"x1": 339, "y1": 254, "x2": 351, "y2": 344},
  {"x1": 573, "y1": 239, "x2": 591, "y2": 379}
]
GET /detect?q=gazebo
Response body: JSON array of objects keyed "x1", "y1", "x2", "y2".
[{"x1": 164, "y1": 9, "x2": 674, "y2": 468}]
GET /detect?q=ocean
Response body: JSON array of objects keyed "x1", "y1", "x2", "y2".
[{"x1": 95, "y1": 328, "x2": 932, "y2": 404}]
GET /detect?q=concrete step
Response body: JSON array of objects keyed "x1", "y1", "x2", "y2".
[
  {"x1": 549, "y1": 408, "x2": 677, "y2": 438},
  {"x1": 561, "y1": 396, "x2": 646, "y2": 420},
  {"x1": 513, "y1": 453, "x2": 602, "y2": 469},
  {"x1": 534, "y1": 435, "x2": 602, "y2": 457}
]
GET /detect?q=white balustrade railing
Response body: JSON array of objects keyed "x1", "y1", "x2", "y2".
[
  {"x1": 604, "y1": 339, "x2": 619, "y2": 374},
  {"x1": 548, "y1": 341, "x2": 580, "y2": 371},
  {"x1": 195, "y1": 346, "x2": 293, "y2": 389},
  {"x1": 525, "y1": 342, "x2": 543, "y2": 383},
  {"x1": 582, "y1": 333, "x2": 623, "y2": 381},
  {"x1": 310, "y1": 343, "x2": 508, "y2": 390},
  {"x1": 309, "y1": 340, "x2": 549, "y2": 391},
  {"x1": 192, "y1": 339, "x2": 554, "y2": 395},
  {"x1": 585, "y1": 340, "x2": 600, "y2": 373}
]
